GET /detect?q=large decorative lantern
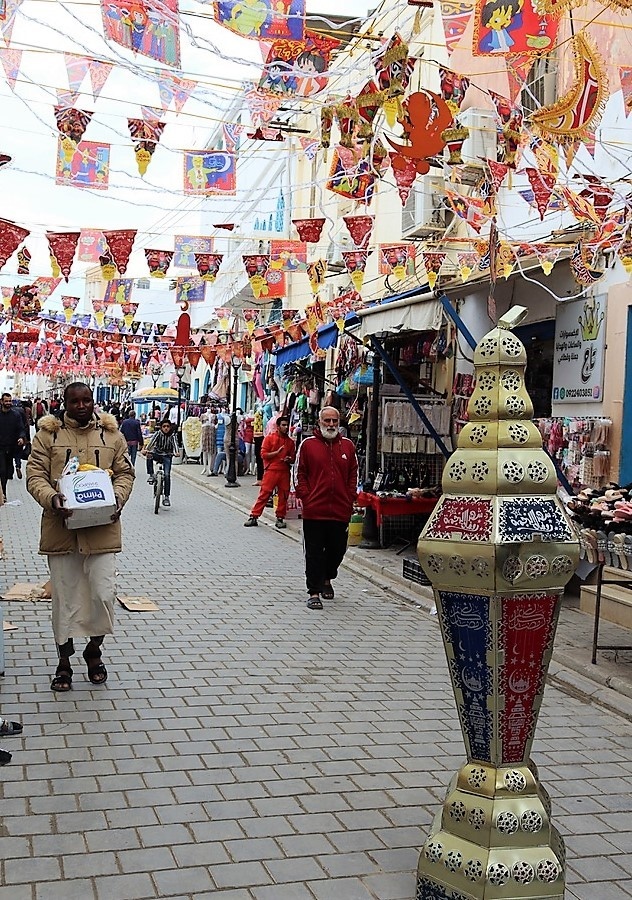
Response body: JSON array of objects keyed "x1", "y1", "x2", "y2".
[{"x1": 416, "y1": 306, "x2": 578, "y2": 900}]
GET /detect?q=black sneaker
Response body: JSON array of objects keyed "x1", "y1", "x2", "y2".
[
  {"x1": 147, "y1": 476, "x2": 156, "y2": 484},
  {"x1": 162, "y1": 497, "x2": 171, "y2": 507},
  {"x1": 16, "y1": 468, "x2": 22, "y2": 479},
  {"x1": 275, "y1": 519, "x2": 286, "y2": 529},
  {"x1": 244, "y1": 517, "x2": 258, "y2": 527}
]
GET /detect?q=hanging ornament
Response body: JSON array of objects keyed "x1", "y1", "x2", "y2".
[
  {"x1": 486, "y1": 159, "x2": 510, "y2": 193},
  {"x1": 389, "y1": 153, "x2": 418, "y2": 204},
  {"x1": 561, "y1": 187, "x2": 601, "y2": 225},
  {"x1": 422, "y1": 251, "x2": 447, "y2": 289},
  {"x1": 374, "y1": 34, "x2": 415, "y2": 100},
  {"x1": 356, "y1": 80, "x2": 383, "y2": 146},
  {"x1": 61, "y1": 295, "x2": 79, "y2": 324},
  {"x1": 617, "y1": 238, "x2": 632, "y2": 274},
  {"x1": 145, "y1": 249, "x2": 174, "y2": 278},
  {"x1": 386, "y1": 91, "x2": 453, "y2": 176},
  {"x1": 457, "y1": 251, "x2": 479, "y2": 281},
  {"x1": 526, "y1": 168, "x2": 556, "y2": 220},
  {"x1": 380, "y1": 244, "x2": 415, "y2": 281},
  {"x1": 496, "y1": 242, "x2": 516, "y2": 279},
  {"x1": 343, "y1": 215, "x2": 374, "y2": 249},
  {"x1": 242, "y1": 255, "x2": 271, "y2": 299},
  {"x1": 570, "y1": 241, "x2": 604, "y2": 285},
  {"x1": 501, "y1": 113, "x2": 524, "y2": 167},
  {"x1": 92, "y1": 299, "x2": 107, "y2": 328},
  {"x1": 99, "y1": 248, "x2": 117, "y2": 282},
  {"x1": 102, "y1": 230, "x2": 137, "y2": 276},
  {"x1": 195, "y1": 252, "x2": 223, "y2": 282},
  {"x1": 17, "y1": 246, "x2": 30, "y2": 275},
  {"x1": 127, "y1": 118, "x2": 166, "y2": 176},
  {"x1": 441, "y1": 124, "x2": 469, "y2": 164},
  {"x1": 243, "y1": 309, "x2": 260, "y2": 334},
  {"x1": 320, "y1": 102, "x2": 335, "y2": 149},
  {"x1": 10, "y1": 284, "x2": 41, "y2": 321},
  {"x1": 335, "y1": 96, "x2": 358, "y2": 149},
  {"x1": 0, "y1": 219, "x2": 30, "y2": 270},
  {"x1": 531, "y1": 34, "x2": 608, "y2": 145},
  {"x1": 121, "y1": 302, "x2": 139, "y2": 329},
  {"x1": 46, "y1": 232, "x2": 80, "y2": 282},
  {"x1": 579, "y1": 175, "x2": 614, "y2": 221},
  {"x1": 342, "y1": 251, "x2": 369, "y2": 292},
  {"x1": 439, "y1": 67, "x2": 470, "y2": 115},
  {"x1": 54, "y1": 106, "x2": 93, "y2": 149},
  {"x1": 307, "y1": 260, "x2": 327, "y2": 294},
  {"x1": 293, "y1": 218, "x2": 326, "y2": 243}
]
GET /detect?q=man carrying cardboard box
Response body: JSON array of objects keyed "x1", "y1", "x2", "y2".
[{"x1": 26, "y1": 383, "x2": 135, "y2": 692}]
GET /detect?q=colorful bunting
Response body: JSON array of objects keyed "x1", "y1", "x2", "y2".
[
  {"x1": 214, "y1": 0, "x2": 306, "y2": 41},
  {"x1": 293, "y1": 218, "x2": 325, "y2": 243},
  {"x1": 128, "y1": 118, "x2": 166, "y2": 175},
  {"x1": 457, "y1": 251, "x2": 480, "y2": 281},
  {"x1": 525, "y1": 168, "x2": 556, "y2": 220},
  {"x1": 259, "y1": 29, "x2": 339, "y2": 97},
  {"x1": 473, "y1": 0, "x2": 558, "y2": 56},
  {"x1": 101, "y1": 0, "x2": 180, "y2": 66},
  {"x1": 445, "y1": 189, "x2": 489, "y2": 233},
  {"x1": 56, "y1": 139, "x2": 110, "y2": 189},
  {"x1": 61, "y1": 295, "x2": 80, "y2": 323},
  {"x1": 0, "y1": 47, "x2": 21, "y2": 90},
  {"x1": 16, "y1": 246, "x2": 30, "y2": 274},
  {"x1": 307, "y1": 259, "x2": 327, "y2": 294},
  {"x1": 244, "y1": 82, "x2": 283, "y2": 126},
  {"x1": 175, "y1": 277, "x2": 206, "y2": 305},
  {"x1": 174, "y1": 236, "x2": 213, "y2": 268},
  {"x1": 380, "y1": 244, "x2": 416, "y2": 280},
  {"x1": 422, "y1": 251, "x2": 447, "y2": 289},
  {"x1": 570, "y1": 241, "x2": 604, "y2": 285},
  {"x1": 195, "y1": 253, "x2": 224, "y2": 282},
  {"x1": 327, "y1": 147, "x2": 378, "y2": 203},
  {"x1": 102, "y1": 229, "x2": 137, "y2": 276},
  {"x1": 145, "y1": 249, "x2": 173, "y2": 278},
  {"x1": 46, "y1": 232, "x2": 79, "y2": 282},
  {"x1": 343, "y1": 215, "x2": 374, "y2": 249},
  {"x1": 440, "y1": 0, "x2": 472, "y2": 55},
  {"x1": 342, "y1": 251, "x2": 370, "y2": 292},
  {"x1": 243, "y1": 254, "x2": 271, "y2": 299},
  {"x1": 104, "y1": 279, "x2": 133, "y2": 305},
  {"x1": 183, "y1": 150, "x2": 236, "y2": 195}
]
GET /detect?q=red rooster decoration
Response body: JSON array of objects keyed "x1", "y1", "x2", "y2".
[{"x1": 387, "y1": 90, "x2": 453, "y2": 176}]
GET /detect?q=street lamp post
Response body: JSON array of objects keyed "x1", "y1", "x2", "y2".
[
  {"x1": 149, "y1": 364, "x2": 163, "y2": 389},
  {"x1": 225, "y1": 355, "x2": 242, "y2": 488}
]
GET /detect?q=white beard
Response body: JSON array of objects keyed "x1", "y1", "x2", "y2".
[{"x1": 321, "y1": 426, "x2": 339, "y2": 440}]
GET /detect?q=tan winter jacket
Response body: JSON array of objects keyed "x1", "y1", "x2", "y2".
[{"x1": 26, "y1": 412, "x2": 135, "y2": 556}]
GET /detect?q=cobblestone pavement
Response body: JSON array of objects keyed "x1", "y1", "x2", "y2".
[{"x1": 0, "y1": 468, "x2": 631, "y2": 899}]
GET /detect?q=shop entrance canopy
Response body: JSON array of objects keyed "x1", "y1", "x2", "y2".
[{"x1": 353, "y1": 289, "x2": 442, "y2": 340}]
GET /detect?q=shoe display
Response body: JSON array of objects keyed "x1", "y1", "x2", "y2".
[
  {"x1": 162, "y1": 497, "x2": 171, "y2": 507},
  {"x1": 244, "y1": 517, "x2": 258, "y2": 527},
  {"x1": 566, "y1": 484, "x2": 632, "y2": 569},
  {"x1": 275, "y1": 519, "x2": 286, "y2": 529}
]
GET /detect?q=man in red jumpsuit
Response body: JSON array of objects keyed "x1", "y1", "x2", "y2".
[
  {"x1": 243, "y1": 415, "x2": 296, "y2": 529},
  {"x1": 295, "y1": 407, "x2": 358, "y2": 610}
]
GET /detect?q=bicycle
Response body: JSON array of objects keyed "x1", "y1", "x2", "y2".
[{"x1": 152, "y1": 458, "x2": 164, "y2": 515}]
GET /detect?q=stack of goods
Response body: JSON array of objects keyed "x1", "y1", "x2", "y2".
[
  {"x1": 566, "y1": 486, "x2": 632, "y2": 568},
  {"x1": 536, "y1": 417, "x2": 611, "y2": 489}
]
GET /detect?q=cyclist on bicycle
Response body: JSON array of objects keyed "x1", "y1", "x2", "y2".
[{"x1": 144, "y1": 419, "x2": 179, "y2": 507}]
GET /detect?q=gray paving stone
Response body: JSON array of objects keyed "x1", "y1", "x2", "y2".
[{"x1": 211, "y1": 861, "x2": 272, "y2": 889}]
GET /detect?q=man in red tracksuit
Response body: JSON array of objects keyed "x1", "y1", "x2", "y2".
[
  {"x1": 295, "y1": 407, "x2": 358, "y2": 610},
  {"x1": 243, "y1": 415, "x2": 296, "y2": 529}
]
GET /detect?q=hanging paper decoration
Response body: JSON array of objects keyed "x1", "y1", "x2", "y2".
[
  {"x1": 617, "y1": 239, "x2": 632, "y2": 274},
  {"x1": 320, "y1": 101, "x2": 335, "y2": 149},
  {"x1": 356, "y1": 80, "x2": 383, "y2": 145},
  {"x1": 243, "y1": 255, "x2": 271, "y2": 299},
  {"x1": 46, "y1": 232, "x2": 79, "y2": 282},
  {"x1": 243, "y1": 310, "x2": 260, "y2": 334},
  {"x1": 213, "y1": 0, "x2": 306, "y2": 40},
  {"x1": 570, "y1": 242, "x2": 604, "y2": 285},
  {"x1": 244, "y1": 81, "x2": 283, "y2": 127},
  {"x1": 374, "y1": 34, "x2": 415, "y2": 100},
  {"x1": 620, "y1": 67, "x2": 632, "y2": 116},
  {"x1": 195, "y1": 252, "x2": 223, "y2": 282},
  {"x1": 16, "y1": 246, "x2": 30, "y2": 275},
  {"x1": 102, "y1": 229, "x2": 137, "y2": 276},
  {"x1": 389, "y1": 153, "x2": 418, "y2": 205},
  {"x1": 259, "y1": 30, "x2": 339, "y2": 97},
  {"x1": 495, "y1": 242, "x2": 516, "y2": 279},
  {"x1": 380, "y1": 244, "x2": 416, "y2": 280},
  {"x1": 387, "y1": 91, "x2": 453, "y2": 176},
  {"x1": 531, "y1": 34, "x2": 608, "y2": 145},
  {"x1": 298, "y1": 136, "x2": 319, "y2": 160},
  {"x1": 485, "y1": 159, "x2": 509, "y2": 193},
  {"x1": 157, "y1": 73, "x2": 196, "y2": 113},
  {"x1": 32, "y1": 276, "x2": 60, "y2": 300},
  {"x1": 307, "y1": 259, "x2": 327, "y2": 294},
  {"x1": 0, "y1": 47, "x2": 22, "y2": 90},
  {"x1": 144, "y1": 249, "x2": 173, "y2": 278},
  {"x1": 442, "y1": 123, "x2": 470, "y2": 165},
  {"x1": 457, "y1": 251, "x2": 479, "y2": 281},
  {"x1": 88, "y1": 60, "x2": 113, "y2": 100},
  {"x1": 342, "y1": 251, "x2": 369, "y2": 292},
  {"x1": 8, "y1": 284, "x2": 40, "y2": 322},
  {"x1": 334, "y1": 96, "x2": 358, "y2": 149},
  {"x1": 561, "y1": 187, "x2": 601, "y2": 225},
  {"x1": 327, "y1": 147, "x2": 378, "y2": 204},
  {"x1": 61, "y1": 295, "x2": 80, "y2": 324},
  {"x1": 99, "y1": 248, "x2": 117, "y2": 281},
  {"x1": 439, "y1": 68, "x2": 470, "y2": 114},
  {"x1": 101, "y1": 0, "x2": 180, "y2": 66},
  {"x1": 183, "y1": 149, "x2": 236, "y2": 196},
  {"x1": 104, "y1": 279, "x2": 133, "y2": 305},
  {"x1": 0, "y1": 0, "x2": 24, "y2": 46},
  {"x1": 579, "y1": 176, "x2": 614, "y2": 221},
  {"x1": 525, "y1": 168, "x2": 556, "y2": 220},
  {"x1": 343, "y1": 216, "x2": 374, "y2": 250},
  {"x1": 174, "y1": 235, "x2": 213, "y2": 267},
  {"x1": 175, "y1": 277, "x2": 206, "y2": 305},
  {"x1": 270, "y1": 240, "x2": 307, "y2": 271},
  {"x1": 92, "y1": 299, "x2": 107, "y2": 328},
  {"x1": 56, "y1": 139, "x2": 110, "y2": 189},
  {"x1": 54, "y1": 107, "x2": 93, "y2": 150},
  {"x1": 440, "y1": 0, "x2": 472, "y2": 55},
  {"x1": 293, "y1": 218, "x2": 325, "y2": 243},
  {"x1": 78, "y1": 230, "x2": 106, "y2": 263},
  {"x1": 473, "y1": 0, "x2": 558, "y2": 56},
  {"x1": 215, "y1": 308, "x2": 231, "y2": 331},
  {"x1": 127, "y1": 118, "x2": 166, "y2": 176},
  {"x1": 422, "y1": 251, "x2": 447, "y2": 289},
  {"x1": 445, "y1": 189, "x2": 489, "y2": 233}
]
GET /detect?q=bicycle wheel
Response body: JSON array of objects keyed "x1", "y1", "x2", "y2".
[{"x1": 154, "y1": 471, "x2": 163, "y2": 514}]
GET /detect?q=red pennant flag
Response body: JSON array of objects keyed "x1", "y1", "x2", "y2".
[
  {"x1": 88, "y1": 60, "x2": 113, "y2": 100},
  {"x1": 195, "y1": 253, "x2": 223, "y2": 282},
  {"x1": 485, "y1": 159, "x2": 509, "y2": 193},
  {"x1": 213, "y1": 223, "x2": 235, "y2": 231},
  {"x1": 54, "y1": 107, "x2": 93, "y2": 145},
  {"x1": 102, "y1": 230, "x2": 137, "y2": 275},
  {"x1": 526, "y1": 168, "x2": 556, "y2": 220},
  {"x1": 422, "y1": 251, "x2": 447, "y2": 289},
  {"x1": 200, "y1": 345, "x2": 217, "y2": 365},
  {"x1": 343, "y1": 215, "x2": 374, "y2": 249},
  {"x1": 128, "y1": 119, "x2": 166, "y2": 176},
  {"x1": 293, "y1": 218, "x2": 325, "y2": 243},
  {"x1": 390, "y1": 153, "x2": 418, "y2": 204},
  {"x1": 0, "y1": 219, "x2": 29, "y2": 269},
  {"x1": 144, "y1": 249, "x2": 173, "y2": 278},
  {"x1": 46, "y1": 231, "x2": 80, "y2": 282}
]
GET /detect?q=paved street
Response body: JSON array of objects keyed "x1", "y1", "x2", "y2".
[{"x1": 0, "y1": 469, "x2": 631, "y2": 899}]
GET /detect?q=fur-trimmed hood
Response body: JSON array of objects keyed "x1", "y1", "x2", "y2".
[{"x1": 37, "y1": 412, "x2": 119, "y2": 434}]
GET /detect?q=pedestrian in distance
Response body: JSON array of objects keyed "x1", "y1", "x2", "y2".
[
  {"x1": 119, "y1": 408, "x2": 144, "y2": 465},
  {"x1": 25, "y1": 382, "x2": 135, "y2": 692},
  {"x1": 295, "y1": 406, "x2": 358, "y2": 610},
  {"x1": 0, "y1": 392, "x2": 27, "y2": 495},
  {"x1": 244, "y1": 415, "x2": 296, "y2": 529},
  {"x1": 143, "y1": 419, "x2": 179, "y2": 507}
]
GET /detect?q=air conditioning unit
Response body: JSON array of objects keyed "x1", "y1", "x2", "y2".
[
  {"x1": 326, "y1": 233, "x2": 353, "y2": 270},
  {"x1": 401, "y1": 179, "x2": 451, "y2": 239},
  {"x1": 458, "y1": 108, "x2": 498, "y2": 167}
]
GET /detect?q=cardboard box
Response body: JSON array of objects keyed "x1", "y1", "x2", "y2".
[{"x1": 58, "y1": 469, "x2": 117, "y2": 529}]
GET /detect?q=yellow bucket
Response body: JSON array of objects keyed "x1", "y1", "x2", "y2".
[{"x1": 348, "y1": 513, "x2": 364, "y2": 546}]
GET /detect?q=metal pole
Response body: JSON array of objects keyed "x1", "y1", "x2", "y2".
[
  {"x1": 367, "y1": 352, "x2": 380, "y2": 483},
  {"x1": 225, "y1": 367, "x2": 239, "y2": 487},
  {"x1": 176, "y1": 376, "x2": 183, "y2": 431}
]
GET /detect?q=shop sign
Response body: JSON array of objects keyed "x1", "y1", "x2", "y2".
[{"x1": 552, "y1": 295, "x2": 606, "y2": 403}]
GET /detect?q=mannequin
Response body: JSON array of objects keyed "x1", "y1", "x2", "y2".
[{"x1": 200, "y1": 412, "x2": 214, "y2": 475}]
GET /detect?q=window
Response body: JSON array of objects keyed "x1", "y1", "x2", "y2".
[{"x1": 522, "y1": 55, "x2": 558, "y2": 114}]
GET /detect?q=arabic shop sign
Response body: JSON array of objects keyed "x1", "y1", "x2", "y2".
[{"x1": 552, "y1": 296, "x2": 606, "y2": 404}]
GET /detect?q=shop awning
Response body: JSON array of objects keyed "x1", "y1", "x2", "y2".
[
  {"x1": 353, "y1": 289, "x2": 442, "y2": 340},
  {"x1": 274, "y1": 316, "x2": 356, "y2": 366}
]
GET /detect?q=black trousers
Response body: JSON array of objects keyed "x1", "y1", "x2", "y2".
[
  {"x1": 302, "y1": 519, "x2": 348, "y2": 596},
  {"x1": 254, "y1": 436, "x2": 264, "y2": 480},
  {"x1": 0, "y1": 448, "x2": 13, "y2": 496}
]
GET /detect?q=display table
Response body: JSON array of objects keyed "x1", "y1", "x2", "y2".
[{"x1": 356, "y1": 491, "x2": 438, "y2": 548}]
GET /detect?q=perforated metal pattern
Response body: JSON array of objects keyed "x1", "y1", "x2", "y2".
[
  {"x1": 502, "y1": 557, "x2": 523, "y2": 583},
  {"x1": 471, "y1": 461, "x2": 489, "y2": 482},
  {"x1": 467, "y1": 767, "x2": 487, "y2": 787},
  {"x1": 479, "y1": 336, "x2": 499, "y2": 358},
  {"x1": 445, "y1": 850, "x2": 462, "y2": 872},
  {"x1": 496, "y1": 811, "x2": 519, "y2": 834},
  {"x1": 508, "y1": 423, "x2": 529, "y2": 443},
  {"x1": 551, "y1": 555, "x2": 574, "y2": 576},
  {"x1": 449, "y1": 556, "x2": 467, "y2": 576},
  {"x1": 488, "y1": 863, "x2": 511, "y2": 886},
  {"x1": 477, "y1": 371, "x2": 496, "y2": 391},
  {"x1": 527, "y1": 460, "x2": 549, "y2": 482},
  {"x1": 513, "y1": 861, "x2": 535, "y2": 884},
  {"x1": 501, "y1": 370, "x2": 521, "y2": 391},
  {"x1": 467, "y1": 808, "x2": 486, "y2": 830},
  {"x1": 426, "y1": 554, "x2": 444, "y2": 573},
  {"x1": 425, "y1": 841, "x2": 443, "y2": 862},
  {"x1": 502, "y1": 460, "x2": 524, "y2": 483},
  {"x1": 449, "y1": 800, "x2": 466, "y2": 821},
  {"x1": 537, "y1": 860, "x2": 560, "y2": 883},
  {"x1": 525, "y1": 555, "x2": 550, "y2": 578},
  {"x1": 521, "y1": 810, "x2": 543, "y2": 833},
  {"x1": 464, "y1": 859, "x2": 484, "y2": 882},
  {"x1": 469, "y1": 425, "x2": 489, "y2": 444},
  {"x1": 501, "y1": 334, "x2": 522, "y2": 357},
  {"x1": 473, "y1": 395, "x2": 492, "y2": 416},
  {"x1": 504, "y1": 770, "x2": 527, "y2": 792},
  {"x1": 505, "y1": 395, "x2": 526, "y2": 415},
  {"x1": 448, "y1": 460, "x2": 467, "y2": 481}
]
